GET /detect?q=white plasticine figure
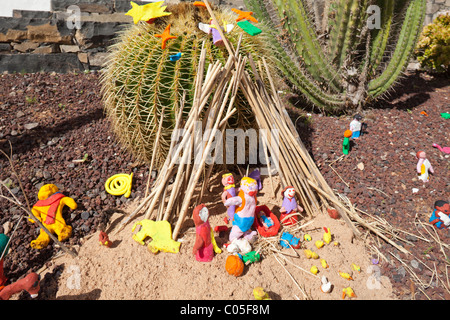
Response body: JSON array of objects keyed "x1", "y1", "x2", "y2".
[
  {"x1": 416, "y1": 151, "x2": 434, "y2": 182},
  {"x1": 349, "y1": 114, "x2": 363, "y2": 139}
]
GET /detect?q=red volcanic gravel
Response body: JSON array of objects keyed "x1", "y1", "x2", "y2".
[{"x1": 0, "y1": 70, "x2": 449, "y2": 300}]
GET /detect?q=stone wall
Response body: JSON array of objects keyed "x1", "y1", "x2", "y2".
[
  {"x1": 425, "y1": 0, "x2": 450, "y2": 24},
  {"x1": 0, "y1": 0, "x2": 446, "y2": 73}
]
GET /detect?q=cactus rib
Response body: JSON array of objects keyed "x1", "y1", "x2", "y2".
[{"x1": 368, "y1": 0, "x2": 426, "y2": 97}]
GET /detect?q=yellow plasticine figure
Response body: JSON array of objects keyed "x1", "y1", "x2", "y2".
[
  {"x1": 132, "y1": 219, "x2": 181, "y2": 254},
  {"x1": 29, "y1": 184, "x2": 77, "y2": 249}
]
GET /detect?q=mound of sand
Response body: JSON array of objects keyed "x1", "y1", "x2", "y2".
[{"x1": 38, "y1": 175, "x2": 394, "y2": 300}]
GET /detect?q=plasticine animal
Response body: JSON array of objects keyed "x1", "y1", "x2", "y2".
[
  {"x1": 432, "y1": 143, "x2": 450, "y2": 154},
  {"x1": 279, "y1": 186, "x2": 303, "y2": 226},
  {"x1": 429, "y1": 200, "x2": 450, "y2": 230},
  {"x1": 29, "y1": 184, "x2": 77, "y2": 249},
  {"x1": 0, "y1": 272, "x2": 40, "y2": 300},
  {"x1": 416, "y1": 151, "x2": 434, "y2": 182},
  {"x1": 221, "y1": 173, "x2": 237, "y2": 222},
  {"x1": 192, "y1": 204, "x2": 222, "y2": 262},
  {"x1": 224, "y1": 177, "x2": 258, "y2": 243},
  {"x1": 132, "y1": 219, "x2": 181, "y2": 254},
  {"x1": 99, "y1": 231, "x2": 112, "y2": 247}
]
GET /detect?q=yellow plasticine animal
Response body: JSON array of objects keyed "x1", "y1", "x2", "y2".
[
  {"x1": 29, "y1": 184, "x2": 77, "y2": 249},
  {"x1": 311, "y1": 251, "x2": 319, "y2": 259},
  {"x1": 320, "y1": 258, "x2": 329, "y2": 269},
  {"x1": 310, "y1": 265, "x2": 319, "y2": 275},
  {"x1": 253, "y1": 287, "x2": 271, "y2": 300},
  {"x1": 315, "y1": 240, "x2": 324, "y2": 249},
  {"x1": 338, "y1": 271, "x2": 353, "y2": 280},
  {"x1": 304, "y1": 234, "x2": 312, "y2": 242},
  {"x1": 323, "y1": 227, "x2": 332, "y2": 244},
  {"x1": 351, "y1": 263, "x2": 361, "y2": 273},
  {"x1": 105, "y1": 173, "x2": 133, "y2": 198},
  {"x1": 132, "y1": 219, "x2": 181, "y2": 254},
  {"x1": 342, "y1": 287, "x2": 356, "y2": 299},
  {"x1": 304, "y1": 249, "x2": 313, "y2": 259}
]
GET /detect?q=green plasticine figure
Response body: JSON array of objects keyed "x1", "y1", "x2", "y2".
[
  {"x1": 441, "y1": 113, "x2": 450, "y2": 119},
  {"x1": 343, "y1": 130, "x2": 353, "y2": 155}
]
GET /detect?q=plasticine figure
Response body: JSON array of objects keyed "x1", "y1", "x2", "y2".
[
  {"x1": 256, "y1": 209, "x2": 274, "y2": 229},
  {"x1": 198, "y1": 19, "x2": 234, "y2": 47},
  {"x1": 416, "y1": 151, "x2": 434, "y2": 182},
  {"x1": 429, "y1": 200, "x2": 450, "y2": 230},
  {"x1": 349, "y1": 114, "x2": 363, "y2": 139},
  {"x1": 0, "y1": 234, "x2": 9, "y2": 286},
  {"x1": 343, "y1": 130, "x2": 352, "y2": 155},
  {"x1": 279, "y1": 186, "x2": 303, "y2": 226},
  {"x1": 132, "y1": 219, "x2": 181, "y2": 254},
  {"x1": 221, "y1": 173, "x2": 237, "y2": 222},
  {"x1": 224, "y1": 177, "x2": 258, "y2": 243},
  {"x1": 248, "y1": 169, "x2": 262, "y2": 190},
  {"x1": 192, "y1": 204, "x2": 222, "y2": 262},
  {"x1": 99, "y1": 231, "x2": 112, "y2": 248},
  {"x1": 29, "y1": 184, "x2": 77, "y2": 249},
  {"x1": 0, "y1": 272, "x2": 40, "y2": 300}
]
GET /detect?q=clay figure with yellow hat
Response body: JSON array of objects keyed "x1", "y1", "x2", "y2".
[{"x1": 29, "y1": 184, "x2": 77, "y2": 249}]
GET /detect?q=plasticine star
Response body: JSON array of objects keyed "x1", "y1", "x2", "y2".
[
  {"x1": 154, "y1": 24, "x2": 177, "y2": 49},
  {"x1": 231, "y1": 8, "x2": 258, "y2": 23},
  {"x1": 125, "y1": 1, "x2": 171, "y2": 24}
]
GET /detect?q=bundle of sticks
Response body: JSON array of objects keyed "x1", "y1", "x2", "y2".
[{"x1": 114, "y1": 1, "x2": 360, "y2": 240}]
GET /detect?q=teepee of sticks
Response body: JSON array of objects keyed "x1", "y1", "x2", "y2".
[{"x1": 114, "y1": 0, "x2": 361, "y2": 241}]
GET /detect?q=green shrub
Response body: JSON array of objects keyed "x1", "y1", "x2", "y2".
[{"x1": 415, "y1": 13, "x2": 450, "y2": 72}]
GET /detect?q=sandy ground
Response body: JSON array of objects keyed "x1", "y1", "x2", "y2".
[{"x1": 37, "y1": 174, "x2": 394, "y2": 300}]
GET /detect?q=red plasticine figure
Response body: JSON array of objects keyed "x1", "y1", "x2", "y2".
[
  {"x1": 192, "y1": 204, "x2": 222, "y2": 262},
  {"x1": 429, "y1": 200, "x2": 450, "y2": 230},
  {"x1": 0, "y1": 272, "x2": 40, "y2": 300}
]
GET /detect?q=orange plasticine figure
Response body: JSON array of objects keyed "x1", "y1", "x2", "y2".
[{"x1": 29, "y1": 184, "x2": 77, "y2": 249}]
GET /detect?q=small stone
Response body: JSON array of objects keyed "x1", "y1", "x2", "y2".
[
  {"x1": 43, "y1": 171, "x2": 51, "y2": 180},
  {"x1": 357, "y1": 162, "x2": 364, "y2": 171},
  {"x1": 80, "y1": 224, "x2": 90, "y2": 233},
  {"x1": 24, "y1": 123, "x2": 39, "y2": 130},
  {"x1": 397, "y1": 266, "x2": 406, "y2": 277},
  {"x1": 81, "y1": 211, "x2": 90, "y2": 220},
  {"x1": 410, "y1": 260, "x2": 421, "y2": 270}
]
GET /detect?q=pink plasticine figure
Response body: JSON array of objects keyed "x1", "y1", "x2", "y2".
[
  {"x1": 432, "y1": 143, "x2": 450, "y2": 154},
  {"x1": 221, "y1": 173, "x2": 236, "y2": 222},
  {"x1": 224, "y1": 177, "x2": 258, "y2": 243},
  {"x1": 280, "y1": 186, "x2": 304, "y2": 226},
  {"x1": 192, "y1": 204, "x2": 221, "y2": 262},
  {"x1": 416, "y1": 151, "x2": 434, "y2": 182}
]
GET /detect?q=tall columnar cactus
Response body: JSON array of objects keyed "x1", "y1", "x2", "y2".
[
  {"x1": 245, "y1": 0, "x2": 427, "y2": 111},
  {"x1": 101, "y1": 3, "x2": 274, "y2": 167}
]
